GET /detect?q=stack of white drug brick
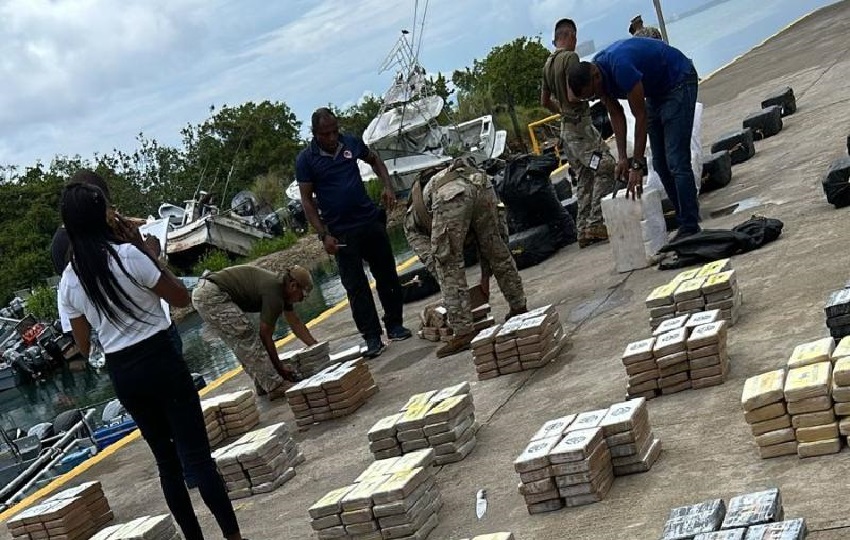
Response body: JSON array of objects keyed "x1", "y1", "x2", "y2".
[
  {"x1": 645, "y1": 259, "x2": 742, "y2": 331},
  {"x1": 741, "y1": 369, "x2": 794, "y2": 459},
  {"x1": 830, "y1": 337, "x2": 850, "y2": 441},
  {"x1": 785, "y1": 340, "x2": 839, "y2": 458},
  {"x1": 285, "y1": 358, "x2": 378, "y2": 429},
  {"x1": 513, "y1": 398, "x2": 661, "y2": 515},
  {"x1": 6, "y1": 482, "x2": 114, "y2": 540},
  {"x1": 88, "y1": 516, "x2": 179, "y2": 540},
  {"x1": 279, "y1": 341, "x2": 331, "y2": 379},
  {"x1": 308, "y1": 449, "x2": 440, "y2": 540},
  {"x1": 623, "y1": 313, "x2": 730, "y2": 399},
  {"x1": 470, "y1": 305, "x2": 568, "y2": 380},
  {"x1": 201, "y1": 389, "x2": 259, "y2": 447},
  {"x1": 212, "y1": 422, "x2": 304, "y2": 500},
  {"x1": 366, "y1": 382, "x2": 477, "y2": 465},
  {"x1": 418, "y1": 301, "x2": 494, "y2": 343}
]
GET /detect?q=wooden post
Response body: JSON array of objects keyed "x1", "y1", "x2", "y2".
[{"x1": 653, "y1": 0, "x2": 670, "y2": 43}]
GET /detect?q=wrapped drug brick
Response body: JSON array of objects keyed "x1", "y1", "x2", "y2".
[
  {"x1": 459, "y1": 534, "x2": 515, "y2": 540},
  {"x1": 741, "y1": 370, "x2": 795, "y2": 459},
  {"x1": 760, "y1": 86, "x2": 796, "y2": 116},
  {"x1": 471, "y1": 324, "x2": 502, "y2": 380},
  {"x1": 599, "y1": 398, "x2": 661, "y2": 476},
  {"x1": 88, "y1": 515, "x2": 178, "y2": 540},
  {"x1": 622, "y1": 337, "x2": 659, "y2": 399},
  {"x1": 744, "y1": 518, "x2": 807, "y2": 540},
  {"x1": 687, "y1": 321, "x2": 730, "y2": 389},
  {"x1": 701, "y1": 271, "x2": 742, "y2": 325},
  {"x1": 212, "y1": 422, "x2": 303, "y2": 499},
  {"x1": 661, "y1": 499, "x2": 727, "y2": 540},
  {"x1": 646, "y1": 282, "x2": 679, "y2": 330},
  {"x1": 742, "y1": 105, "x2": 783, "y2": 140},
  {"x1": 7, "y1": 482, "x2": 115, "y2": 540},
  {"x1": 199, "y1": 389, "x2": 259, "y2": 445},
  {"x1": 280, "y1": 341, "x2": 332, "y2": 379},
  {"x1": 832, "y1": 354, "x2": 850, "y2": 442},
  {"x1": 710, "y1": 129, "x2": 755, "y2": 165},
  {"x1": 514, "y1": 435, "x2": 564, "y2": 514},
  {"x1": 823, "y1": 157, "x2": 850, "y2": 209},
  {"x1": 693, "y1": 531, "x2": 746, "y2": 540},
  {"x1": 549, "y1": 427, "x2": 614, "y2": 507},
  {"x1": 700, "y1": 151, "x2": 733, "y2": 194},
  {"x1": 824, "y1": 288, "x2": 850, "y2": 339},
  {"x1": 654, "y1": 327, "x2": 691, "y2": 395},
  {"x1": 787, "y1": 337, "x2": 835, "y2": 369},
  {"x1": 285, "y1": 359, "x2": 378, "y2": 428},
  {"x1": 721, "y1": 488, "x2": 783, "y2": 529},
  {"x1": 784, "y1": 362, "x2": 840, "y2": 458}
]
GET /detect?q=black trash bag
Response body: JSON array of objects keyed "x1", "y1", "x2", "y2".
[
  {"x1": 553, "y1": 176, "x2": 573, "y2": 200},
  {"x1": 590, "y1": 101, "x2": 614, "y2": 139},
  {"x1": 822, "y1": 157, "x2": 850, "y2": 208},
  {"x1": 509, "y1": 225, "x2": 558, "y2": 270},
  {"x1": 742, "y1": 106, "x2": 783, "y2": 140},
  {"x1": 561, "y1": 197, "x2": 578, "y2": 223},
  {"x1": 497, "y1": 154, "x2": 574, "y2": 247},
  {"x1": 700, "y1": 151, "x2": 733, "y2": 193},
  {"x1": 658, "y1": 215, "x2": 784, "y2": 269},
  {"x1": 399, "y1": 261, "x2": 441, "y2": 304},
  {"x1": 761, "y1": 86, "x2": 796, "y2": 116}
]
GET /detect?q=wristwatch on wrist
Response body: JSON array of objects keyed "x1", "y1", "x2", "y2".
[{"x1": 630, "y1": 157, "x2": 647, "y2": 173}]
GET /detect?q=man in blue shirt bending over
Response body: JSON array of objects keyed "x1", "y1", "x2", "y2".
[
  {"x1": 296, "y1": 108, "x2": 412, "y2": 358},
  {"x1": 568, "y1": 38, "x2": 701, "y2": 240}
]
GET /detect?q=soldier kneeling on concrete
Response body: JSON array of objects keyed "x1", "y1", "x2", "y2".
[
  {"x1": 404, "y1": 159, "x2": 528, "y2": 358},
  {"x1": 192, "y1": 265, "x2": 318, "y2": 400}
]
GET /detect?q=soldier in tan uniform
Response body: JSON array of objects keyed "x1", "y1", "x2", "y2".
[
  {"x1": 541, "y1": 18, "x2": 616, "y2": 248},
  {"x1": 192, "y1": 265, "x2": 316, "y2": 399},
  {"x1": 404, "y1": 159, "x2": 527, "y2": 358},
  {"x1": 629, "y1": 15, "x2": 664, "y2": 40}
]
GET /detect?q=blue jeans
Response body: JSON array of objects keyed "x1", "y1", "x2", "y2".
[{"x1": 647, "y1": 68, "x2": 700, "y2": 234}]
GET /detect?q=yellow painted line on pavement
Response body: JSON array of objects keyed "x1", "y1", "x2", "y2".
[{"x1": 0, "y1": 255, "x2": 420, "y2": 523}]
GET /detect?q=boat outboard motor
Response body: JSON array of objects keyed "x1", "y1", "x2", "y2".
[
  {"x1": 27, "y1": 422, "x2": 55, "y2": 441},
  {"x1": 231, "y1": 191, "x2": 260, "y2": 218},
  {"x1": 101, "y1": 399, "x2": 128, "y2": 424},
  {"x1": 287, "y1": 199, "x2": 307, "y2": 233},
  {"x1": 9, "y1": 298, "x2": 25, "y2": 318},
  {"x1": 261, "y1": 211, "x2": 283, "y2": 236},
  {"x1": 25, "y1": 346, "x2": 49, "y2": 372}
]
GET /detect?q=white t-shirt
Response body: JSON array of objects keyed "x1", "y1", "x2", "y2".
[{"x1": 60, "y1": 243, "x2": 168, "y2": 354}]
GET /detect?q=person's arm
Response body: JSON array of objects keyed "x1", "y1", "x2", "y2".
[
  {"x1": 150, "y1": 265, "x2": 191, "y2": 308},
  {"x1": 541, "y1": 87, "x2": 560, "y2": 115},
  {"x1": 70, "y1": 316, "x2": 92, "y2": 356},
  {"x1": 602, "y1": 94, "x2": 630, "y2": 184},
  {"x1": 299, "y1": 182, "x2": 339, "y2": 255},
  {"x1": 403, "y1": 210, "x2": 439, "y2": 278},
  {"x1": 283, "y1": 310, "x2": 318, "y2": 346},
  {"x1": 624, "y1": 81, "x2": 649, "y2": 199},
  {"x1": 362, "y1": 144, "x2": 395, "y2": 210},
  {"x1": 259, "y1": 321, "x2": 297, "y2": 379}
]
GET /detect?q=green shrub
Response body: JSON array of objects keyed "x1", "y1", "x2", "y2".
[
  {"x1": 191, "y1": 249, "x2": 233, "y2": 276},
  {"x1": 365, "y1": 179, "x2": 384, "y2": 204},
  {"x1": 26, "y1": 286, "x2": 59, "y2": 321},
  {"x1": 248, "y1": 231, "x2": 298, "y2": 259}
]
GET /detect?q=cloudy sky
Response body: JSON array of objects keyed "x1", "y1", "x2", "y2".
[{"x1": 0, "y1": 0, "x2": 833, "y2": 170}]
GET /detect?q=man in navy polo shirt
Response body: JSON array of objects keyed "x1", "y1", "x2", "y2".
[
  {"x1": 568, "y1": 38, "x2": 701, "y2": 240},
  {"x1": 296, "y1": 108, "x2": 411, "y2": 358}
]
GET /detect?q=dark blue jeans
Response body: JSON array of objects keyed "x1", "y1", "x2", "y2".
[
  {"x1": 334, "y1": 211, "x2": 404, "y2": 340},
  {"x1": 106, "y1": 331, "x2": 239, "y2": 540},
  {"x1": 647, "y1": 68, "x2": 701, "y2": 234}
]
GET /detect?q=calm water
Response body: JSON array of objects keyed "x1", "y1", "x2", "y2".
[{"x1": 0, "y1": 0, "x2": 842, "y2": 431}]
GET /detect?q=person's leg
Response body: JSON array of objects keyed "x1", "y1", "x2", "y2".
[
  {"x1": 660, "y1": 78, "x2": 700, "y2": 234},
  {"x1": 472, "y1": 185, "x2": 526, "y2": 313},
  {"x1": 432, "y1": 190, "x2": 475, "y2": 336},
  {"x1": 192, "y1": 281, "x2": 283, "y2": 393},
  {"x1": 646, "y1": 98, "x2": 678, "y2": 217},
  {"x1": 334, "y1": 229, "x2": 383, "y2": 340},
  {"x1": 359, "y1": 218, "x2": 406, "y2": 334},
  {"x1": 590, "y1": 152, "x2": 617, "y2": 228}
]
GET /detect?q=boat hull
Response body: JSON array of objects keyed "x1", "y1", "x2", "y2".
[{"x1": 166, "y1": 215, "x2": 272, "y2": 269}]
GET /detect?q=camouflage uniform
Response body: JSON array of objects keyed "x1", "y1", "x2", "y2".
[
  {"x1": 191, "y1": 278, "x2": 285, "y2": 393},
  {"x1": 542, "y1": 49, "x2": 616, "y2": 236},
  {"x1": 634, "y1": 26, "x2": 664, "y2": 39},
  {"x1": 405, "y1": 162, "x2": 526, "y2": 335}
]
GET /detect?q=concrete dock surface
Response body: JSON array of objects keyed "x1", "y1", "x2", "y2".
[{"x1": 4, "y1": 2, "x2": 850, "y2": 539}]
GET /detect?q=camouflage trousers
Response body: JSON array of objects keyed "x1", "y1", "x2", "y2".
[
  {"x1": 431, "y1": 179, "x2": 526, "y2": 335},
  {"x1": 561, "y1": 115, "x2": 617, "y2": 232},
  {"x1": 191, "y1": 279, "x2": 284, "y2": 393}
]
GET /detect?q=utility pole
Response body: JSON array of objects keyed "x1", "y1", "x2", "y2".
[{"x1": 653, "y1": 0, "x2": 670, "y2": 43}]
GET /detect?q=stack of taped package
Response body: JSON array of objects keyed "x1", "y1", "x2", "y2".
[
  {"x1": 285, "y1": 358, "x2": 378, "y2": 429},
  {"x1": 824, "y1": 287, "x2": 850, "y2": 341},
  {"x1": 366, "y1": 382, "x2": 477, "y2": 465},
  {"x1": 308, "y1": 448, "x2": 440, "y2": 540},
  {"x1": 88, "y1": 516, "x2": 179, "y2": 540},
  {"x1": 622, "y1": 312, "x2": 730, "y2": 399},
  {"x1": 830, "y1": 337, "x2": 850, "y2": 443},
  {"x1": 661, "y1": 488, "x2": 807, "y2": 540},
  {"x1": 513, "y1": 398, "x2": 660, "y2": 515},
  {"x1": 201, "y1": 389, "x2": 259, "y2": 446},
  {"x1": 785, "y1": 339, "x2": 840, "y2": 458},
  {"x1": 470, "y1": 305, "x2": 568, "y2": 380},
  {"x1": 457, "y1": 534, "x2": 515, "y2": 540},
  {"x1": 6, "y1": 482, "x2": 114, "y2": 540},
  {"x1": 645, "y1": 259, "x2": 742, "y2": 331},
  {"x1": 418, "y1": 301, "x2": 494, "y2": 343},
  {"x1": 279, "y1": 341, "x2": 331, "y2": 379},
  {"x1": 211, "y1": 422, "x2": 304, "y2": 500},
  {"x1": 741, "y1": 369, "x2": 794, "y2": 459}
]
